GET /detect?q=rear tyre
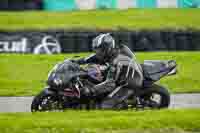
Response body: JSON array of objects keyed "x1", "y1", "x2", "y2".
[{"x1": 139, "y1": 84, "x2": 170, "y2": 109}]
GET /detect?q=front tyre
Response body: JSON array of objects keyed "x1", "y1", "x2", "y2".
[
  {"x1": 139, "y1": 84, "x2": 170, "y2": 109},
  {"x1": 31, "y1": 90, "x2": 63, "y2": 112}
]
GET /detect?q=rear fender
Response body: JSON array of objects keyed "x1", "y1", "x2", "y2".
[{"x1": 142, "y1": 60, "x2": 177, "y2": 82}]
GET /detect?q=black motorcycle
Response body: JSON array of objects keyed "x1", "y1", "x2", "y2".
[{"x1": 31, "y1": 58, "x2": 177, "y2": 112}]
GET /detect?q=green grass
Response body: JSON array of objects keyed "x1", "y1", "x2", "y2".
[
  {"x1": 0, "y1": 109, "x2": 199, "y2": 133},
  {"x1": 0, "y1": 9, "x2": 200, "y2": 30},
  {"x1": 0, "y1": 52, "x2": 200, "y2": 96}
]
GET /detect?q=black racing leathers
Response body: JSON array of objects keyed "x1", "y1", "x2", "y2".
[{"x1": 74, "y1": 44, "x2": 143, "y2": 109}]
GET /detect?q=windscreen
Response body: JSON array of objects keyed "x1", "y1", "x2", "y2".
[{"x1": 48, "y1": 60, "x2": 81, "y2": 86}]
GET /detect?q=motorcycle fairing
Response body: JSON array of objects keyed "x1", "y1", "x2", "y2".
[{"x1": 47, "y1": 60, "x2": 86, "y2": 87}]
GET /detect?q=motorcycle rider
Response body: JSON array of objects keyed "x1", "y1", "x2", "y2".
[{"x1": 73, "y1": 33, "x2": 143, "y2": 109}]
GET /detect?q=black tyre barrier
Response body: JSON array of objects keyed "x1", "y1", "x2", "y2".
[
  {"x1": 0, "y1": 0, "x2": 41, "y2": 11},
  {"x1": 0, "y1": 30, "x2": 200, "y2": 54},
  {"x1": 0, "y1": 0, "x2": 8, "y2": 10}
]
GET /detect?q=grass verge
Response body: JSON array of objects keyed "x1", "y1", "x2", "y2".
[
  {"x1": 0, "y1": 9, "x2": 200, "y2": 30},
  {"x1": 0, "y1": 109, "x2": 200, "y2": 133}
]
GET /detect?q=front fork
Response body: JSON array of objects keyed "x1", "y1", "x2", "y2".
[{"x1": 43, "y1": 86, "x2": 56, "y2": 95}]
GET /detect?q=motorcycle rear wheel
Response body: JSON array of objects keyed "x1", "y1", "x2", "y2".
[{"x1": 138, "y1": 84, "x2": 170, "y2": 109}]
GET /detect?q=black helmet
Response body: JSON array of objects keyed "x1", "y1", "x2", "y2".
[{"x1": 92, "y1": 33, "x2": 115, "y2": 61}]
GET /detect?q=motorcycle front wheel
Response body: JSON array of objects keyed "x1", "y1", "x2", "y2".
[{"x1": 31, "y1": 90, "x2": 63, "y2": 112}]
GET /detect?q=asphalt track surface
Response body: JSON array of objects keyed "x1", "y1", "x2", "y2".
[{"x1": 0, "y1": 94, "x2": 200, "y2": 112}]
